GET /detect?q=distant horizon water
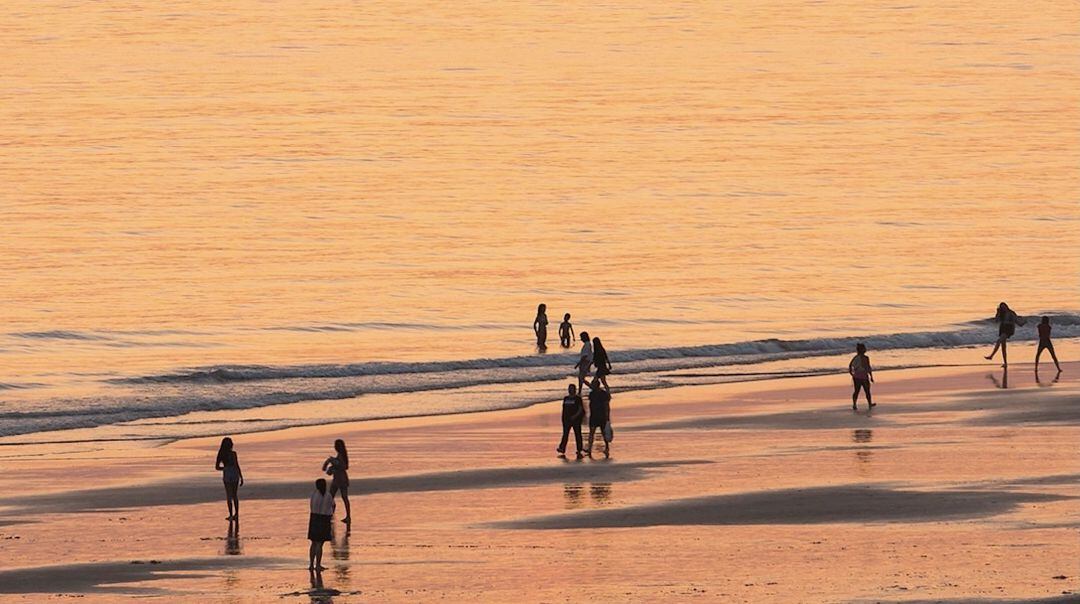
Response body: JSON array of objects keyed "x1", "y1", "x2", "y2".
[{"x1": 2, "y1": 2, "x2": 1077, "y2": 444}]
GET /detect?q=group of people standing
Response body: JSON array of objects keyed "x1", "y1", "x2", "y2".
[
  {"x1": 985, "y1": 302, "x2": 1062, "y2": 372},
  {"x1": 214, "y1": 437, "x2": 353, "y2": 571}
]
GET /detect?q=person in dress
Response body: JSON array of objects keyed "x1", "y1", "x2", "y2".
[
  {"x1": 322, "y1": 439, "x2": 351, "y2": 524},
  {"x1": 308, "y1": 478, "x2": 335, "y2": 571},
  {"x1": 985, "y1": 302, "x2": 1024, "y2": 367},
  {"x1": 214, "y1": 437, "x2": 244, "y2": 520},
  {"x1": 591, "y1": 336, "x2": 612, "y2": 391},
  {"x1": 849, "y1": 343, "x2": 875, "y2": 410},
  {"x1": 533, "y1": 303, "x2": 549, "y2": 349}
]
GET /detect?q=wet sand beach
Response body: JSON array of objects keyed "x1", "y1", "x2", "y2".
[{"x1": 0, "y1": 358, "x2": 1077, "y2": 602}]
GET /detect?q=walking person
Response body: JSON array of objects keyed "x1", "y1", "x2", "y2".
[
  {"x1": 1035, "y1": 316, "x2": 1062, "y2": 373},
  {"x1": 215, "y1": 437, "x2": 244, "y2": 520},
  {"x1": 308, "y1": 478, "x2": 335, "y2": 571},
  {"x1": 533, "y1": 303, "x2": 549, "y2": 349},
  {"x1": 574, "y1": 332, "x2": 593, "y2": 392},
  {"x1": 585, "y1": 380, "x2": 612, "y2": 457},
  {"x1": 322, "y1": 439, "x2": 351, "y2": 524},
  {"x1": 559, "y1": 313, "x2": 574, "y2": 348},
  {"x1": 591, "y1": 336, "x2": 612, "y2": 391},
  {"x1": 556, "y1": 384, "x2": 585, "y2": 458},
  {"x1": 985, "y1": 302, "x2": 1024, "y2": 367},
  {"x1": 849, "y1": 343, "x2": 875, "y2": 410}
]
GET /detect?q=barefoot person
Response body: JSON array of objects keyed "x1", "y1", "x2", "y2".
[
  {"x1": 1035, "y1": 316, "x2": 1062, "y2": 373},
  {"x1": 849, "y1": 343, "x2": 875, "y2": 410},
  {"x1": 308, "y1": 478, "x2": 334, "y2": 571},
  {"x1": 533, "y1": 303, "x2": 549, "y2": 349},
  {"x1": 574, "y1": 331, "x2": 593, "y2": 392},
  {"x1": 322, "y1": 439, "x2": 351, "y2": 524},
  {"x1": 585, "y1": 380, "x2": 612, "y2": 457},
  {"x1": 985, "y1": 302, "x2": 1024, "y2": 367},
  {"x1": 591, "y1": 336, "x2": 612, "y2": 391},
  {"x1": 215, "y1": 437, "x2": 244, "y2": 520},
  {"x1": 558, "y1": 313, "x2": 574, "y2": 348},
  {"x1": 556, "y1": 384, "x2": 585, "y2": 458}
]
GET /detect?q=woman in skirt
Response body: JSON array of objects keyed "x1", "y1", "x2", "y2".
[{"x1": 308, "y1": 478, "x2": 335, "y2": 571}]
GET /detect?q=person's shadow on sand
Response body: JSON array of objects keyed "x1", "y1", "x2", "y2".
[{"x1": 987, "y1": 366, "x2": 1008, "y2": 389}]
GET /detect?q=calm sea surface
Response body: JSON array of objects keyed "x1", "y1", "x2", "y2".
[{"x1": 2, "y1": 1, "x2": 1077, "y2": 443}]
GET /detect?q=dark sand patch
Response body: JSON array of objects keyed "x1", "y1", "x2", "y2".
[
  {"x1": 0, "y1": 459, "x2": 707, "y2": 520},
  {"x1": 0, "y1": 556, "x2": 288, "y2": 594},
  {"x1": 491, "y1": 485, "x2": 1068, "y2": 529},
  {"x1": 866, "y1": 597, "x2": 1078, "y2": 604}
]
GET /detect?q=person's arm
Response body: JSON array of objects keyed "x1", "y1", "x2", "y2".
[
  {"x1": 533, "y1": 317, "x2": 541, "y2": 334},
  {"x1": 575, "y1": 399, "x2": 585, "y2": 423},
  {"x1": 570, "y1": 325, "x2": 575, "y2": 340},
  {"x1": 215, "y1": 457, "x2": 224, "y2": 471},
  {"x1": 322, "y1": 457, "x2": 332, "y2": 472},
  {"x1": 867, "y1": 357, "x2": 874, "y2": 382},
  {"x1": 848, "y1": 357, "x2": 856, "y2": 376},
  {"x1": 236, "y1": 455, "x2": 244, "y2": 487}
]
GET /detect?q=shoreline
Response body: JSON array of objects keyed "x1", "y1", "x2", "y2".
[{"x1": 0, "y1": 359, "x2": 1077, "y2": 602}]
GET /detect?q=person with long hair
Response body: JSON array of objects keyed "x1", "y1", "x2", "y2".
[
  {"x1": 591, "y1": 336, "x2": 612, "y2": 391},
  {"x1": 533, "y1": 303, "x2": 549, "y2": 349},
  {"x1": 308, "y1": 478, "x2": 334, "y2": 571},
  {"x1": 322, "y1": 439, "x2": 351, "y2": 523},
  {"x1": 985, "y1": 302, "x2": 1024, "y2": 367},
  {"x1": 214, "y1": 437, "x2": 244, "y2": 520}
]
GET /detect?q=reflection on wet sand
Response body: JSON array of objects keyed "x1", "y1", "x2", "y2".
[
  {"x1": 309, "y1": 569, "x2": 334, "y2": 604},
  {"x1": 331, "y1": 523, "x2": 350, "y2": 587},
  {"x1": 852, "y1": 429, "x2": 874, "y2": 468},
  {"x1": 590, "y1": 483, "x2": 612, "y2": 505},
  {"x1": 223, "y1": 519, "x2": 242, "y2": 556},
  {"x1": 564, "y1": 484, "x2": 583, "y2": 509},
  {"x1": 987, "y1": 366, "x2": 1009, "y2": 389}
]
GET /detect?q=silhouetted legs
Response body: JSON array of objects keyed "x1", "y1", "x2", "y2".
[
  {"x1": 558, "y1": 422, "x2": 582, "y2": 456},
  {"x1": 309, "y1": 541, "x2": 325, "y2": 571},
  {"x1": 1036, "y1": 341, "x2": 1061, "y2": 372},
  {"x1": 330, "y1": 482, "x2": 351, "y2": 523},
  {"x1": 986, "y1": 336, "x2": 1008, "y2": 366},
  {"x1": 586, "y1": 426, "x2": 610, "y2": 456},
  {"x1": 223, "y1": 480, "x2": 240, "y2": 520},
  {"x1": 852, "y1": 379, "x2": 873, "y2": 410}
]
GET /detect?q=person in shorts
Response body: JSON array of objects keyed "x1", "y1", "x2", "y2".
[
  {"x1": 1035, "y1": 316, "x2": 1062, "y2": 373},
  {"x1": 849, "y1": 343, "x2": 875, "y2": 410}
]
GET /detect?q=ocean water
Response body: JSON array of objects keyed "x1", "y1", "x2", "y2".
[{"x1": 2, "y1": 1, "x2": 1077, "y2": 444}]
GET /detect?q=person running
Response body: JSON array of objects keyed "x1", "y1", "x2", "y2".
[
  {"x1": 985, "y1": 302, "x2": 1024, "y2": 367},
  {"x1": 322, "y1": 439, "x2": 351, "y2": 524},
  {"x1": 591, "y1": 336, "x2": 612, "y2": 391},
  {"x1": 533, "y1": 303, "x2": 549, "y2": 349},
  {"x1": 574, "y1": 331, "x2": 593, "y2": 392},
  {"x1": 215, "y1": 437, "x2": 244, "y2": 520},
  {"x1": 849, "y1": 343, "x2": 875, "y2": 410},
  {"x1": 557, "y1": 384, "x2": 585, "y2": 458},
  {"x1": 559, "y1": 313, "x2": 574, "y2": 348},
  {"x1": 585, "y1": 380, "x2": 612, "y2": 457},
  {"x1": 1035, "y1": 316, "x2": 1062, "y2": 373},
  {"x1": 308, "y1": 478, "x2": 335, "y2": 571}
]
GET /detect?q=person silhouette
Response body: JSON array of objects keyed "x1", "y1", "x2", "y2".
[
  {"x1": 533, "y1": 304, "x2": 549, "y2": 349},
  {"x1": 849, "y1": 343, "x2": 875, "y2": 410},
  {"x1": 556, "y1": 384, "x2": 585, "y2": 458},
  {"x1": 985, "y1": 302, "x2": 1024, "y2": 367},
  {"x1": 585, "y1": 380, "x2": 612, "y2": 457},
  {"x1": 214, "y1": 437, "x2": 244, "y2": 520},
  {"x1": 322, "y1": 439, "x2": 351, "y2": 524},
  {"x1": 1035, "y1": 316, "x2": 1063, "y2": 373},
  {"x1": 574, "y1": 332, "x2": 593, "y2": 392},
  {"x1": 559, "y1": 313, "x2": 574, "y2": 348},
  {"x1": 308, "y1": 478, "x2": 334, "y2": 571},
  {"x1": 591, "y1": 336, "x2": 612, "y2": 391}
]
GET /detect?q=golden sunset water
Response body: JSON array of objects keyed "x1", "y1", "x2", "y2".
[{"x1": 2, "y1": 1, "x2": 1077, "y2": 441}]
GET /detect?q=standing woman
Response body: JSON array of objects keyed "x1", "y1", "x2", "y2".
[
  {"x1": 215, "y1": 437, "x2": 244, "y2": 520},
  {"x1": 322, "y1": 439, "x2": 351, "y2": 524},
  {"x1": 533, "y1": 303, "x2": 549, "y2": 349},
  {"x1": 592, "y1": 336, "x2": 613, "y2": 391},
  {"x1": 985, "y1": 302, "x2": 1024, "y2": 367},
  {"x1": 308, "y1": 478, "x2": 334, "y2": 571}
]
